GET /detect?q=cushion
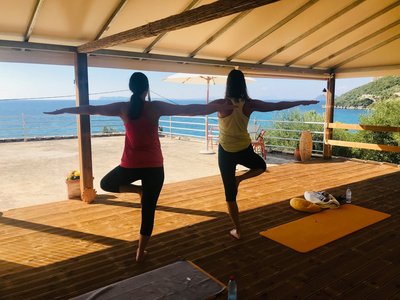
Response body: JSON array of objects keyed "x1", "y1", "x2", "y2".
[{"x1": 290, "y1": 197, "x2": 322, "y2": 213}]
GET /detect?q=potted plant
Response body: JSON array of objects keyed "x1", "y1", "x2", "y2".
[{"x1": 66, "y1": 170, "x2": 81, "y2": 199}]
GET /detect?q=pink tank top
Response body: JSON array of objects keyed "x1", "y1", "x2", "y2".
[{"x1": 120, "y1": 114, "x2": 163, "y2": 168}]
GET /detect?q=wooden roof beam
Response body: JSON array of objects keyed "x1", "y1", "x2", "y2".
[
  {"x1": 24, "y1": 0, "x2": 45, "y2": 42},
  {"x1": 257, "y1": 0, "x2": 365, "y2": 64},
  {"x1": 95, "y1": 48, "x2": 329, "y2": 79},
  {"x1": 95, "y1": 0, "x2": 129, "y2": 40},
  {"x1": 286, "y1": 0, "x2": 400, "y2": 67},
  {"x1": 0, "y1": 40, "x2": 329, "y2": 79},
  {"x1": 336, "y1": 64, "x2": 400, "y2": 75},
  {"x1": 227, "y1": 0, "x2": 318, "y2": 62},
  {"x1": 143, "y1": 0, "x2": 201, "y2": 54},
  {"x1": 78, "y1": 0, "x2": 280, "y2": 53}
]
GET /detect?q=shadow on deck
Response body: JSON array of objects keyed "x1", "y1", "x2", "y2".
[{"x1": 1, "y1": 159, "x2": 399, "y2": 299}]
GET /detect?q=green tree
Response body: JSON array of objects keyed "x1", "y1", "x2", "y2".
[
  {"x1": 265, "y1": 109, "x2": 324, "y2": 152},
  {"x1": 353, "y1": 99, "x2": 400, "y2": 164},
  {"x1": 102, "y1": 126, "x2": 117, "y2": 134},
  {"x1": 335, "y1": 76, "x2": 400, "y2": 108}
]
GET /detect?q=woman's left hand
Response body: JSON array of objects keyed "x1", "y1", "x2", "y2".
[{"x1": 43, "y1": 109, "x2": 63, "y2": 115}]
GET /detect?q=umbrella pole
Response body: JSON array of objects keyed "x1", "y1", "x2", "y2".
[{"x1": 200, "y1": 78, "x2": 214, "y2": 154}]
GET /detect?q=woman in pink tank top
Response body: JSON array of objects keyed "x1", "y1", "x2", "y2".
[{"x1": 45, "y1": 72, "x2": 231, "y2": 262}]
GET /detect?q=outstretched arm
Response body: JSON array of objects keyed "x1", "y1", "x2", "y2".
[
  {"x1": 44, "y1": 102, "x2": 126, "y2": 117},
  {"x1": 248, "y1": 100, "x2": 318, "y2": 113},
  {"x1": 152, "y1": 99, "x2": 230, "y2": 117}
]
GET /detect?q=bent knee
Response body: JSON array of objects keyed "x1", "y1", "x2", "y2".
[{"x1": 100, "y1": 178, "x2": 119, "y2": 193}]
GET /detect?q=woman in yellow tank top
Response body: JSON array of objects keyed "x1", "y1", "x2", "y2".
[{"x1": 210, "y1": 70, "x2": 318, "y2": 239}]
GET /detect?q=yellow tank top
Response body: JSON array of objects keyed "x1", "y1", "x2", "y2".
[{"x1": 218, "y1": 98, "x2": 251, "y2": 152}]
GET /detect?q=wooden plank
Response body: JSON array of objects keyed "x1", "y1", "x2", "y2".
[
  {"x1": 0, "y1": 40, "x2": 329, "y2": 79},
  {"x1": 78, "y1": 0, "x2": 279, "y2": 53},
  {"x1": 1, "y1": 160, "x2": 400, "y2": 299},
  {"x1": 327, "y1": 139, "x2": 400, "y2": 152},
  {"x1": 74, "y1": 53, "x2": 95, "y2": 203},
  {"x1": 328, "y1": 123, "x2": 400, "y2": 132}
]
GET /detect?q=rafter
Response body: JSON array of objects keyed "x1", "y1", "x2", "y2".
[
  {"x1": 95, "y1": 0, "x2": 129, "y2": 40},
  {"x1": 78, "y1": 0, "x2": 279, "y2": 53},
  {"x1": 143, "y1": 0, "x2": 200, "y2": 54},
  {"x1": 312, "y1": 20, "x2": 400, "y2": 68},
  {"x1": 95, "y1": 48, "x2": 329, "y2": 79},
  {"x1": 189, "y1": 10, "x2": 252, "y2": 58},
  {"x1": 257, "y1": 0, "x2": 365, "y2": 64},
  {"x1": 286, "y1": 0, "x2": 400, "y2": 67},
  {"x1": 24, "y1": 0, "x2": 45, "y2": 42},
  {"x1": 226, "y1": 0, "x2": 318, "y2": 62},
  {"x1": 333, "y1": 33, "x2": 400, "y2": 70}
]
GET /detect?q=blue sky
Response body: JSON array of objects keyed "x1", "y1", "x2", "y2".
[{"x1": 0, "y1": 62, "x2": 372, "y2": 101}]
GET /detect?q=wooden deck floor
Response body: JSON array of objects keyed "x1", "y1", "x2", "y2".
[{"x1": 1, "y1": 159, "x2": 399, "y2": 299}]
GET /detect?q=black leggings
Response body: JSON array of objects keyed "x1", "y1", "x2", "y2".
[
  {"x1": 100, "y1": 166, "x2": 164, "y2": 236},
  {"x1": 218, "y1": 144, "x2": 266, "y2": 202}
]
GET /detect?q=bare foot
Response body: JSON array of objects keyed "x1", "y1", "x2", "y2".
[
  {"x1": 136, "y1": 249, "x2": 148, "y2": 262},
  {"x1": 229, "y1": 229, "x2": 241, "y2": 240}
]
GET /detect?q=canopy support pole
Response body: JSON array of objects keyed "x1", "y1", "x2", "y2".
[
  {"x1": 74, "y1": 52, "x2": 96, "y2": 202},
  {"x1": 323, "y1": 73, "x2": 336, "y2": 159}
]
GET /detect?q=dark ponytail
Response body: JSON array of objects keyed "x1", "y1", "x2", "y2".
[
  {"x1": 225, "y1": 69, "x2": 250, "y2": 101},
  {"x1": 128, "y1": 72, "x2": 149, "y2": 120}
]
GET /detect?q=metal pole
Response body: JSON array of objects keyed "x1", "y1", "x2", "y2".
[
  {"x1": 323, "y1": 73, "x2": 335, "y2": 159},
  {"x1": 205, "y1": 79, "x2": 209, "y2": 149},
  {"x1": 22, "y1": 113, "x2": 27, "y2": 141},
  {"x1": 169, "y1": 116, "x2": 172, "y2": 139},
  {"x1": 200, "y1": 77, "x2": 214, "y2": 154}
]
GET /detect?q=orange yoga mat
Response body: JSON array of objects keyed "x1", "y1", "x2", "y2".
[{"x1": 260, "y1": 204, "x2": 390, "y2": 253}]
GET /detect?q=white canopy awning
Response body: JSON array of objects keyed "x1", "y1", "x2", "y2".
[{"x1": 0, "y1": 0, "x2": 399, "y2": 79}]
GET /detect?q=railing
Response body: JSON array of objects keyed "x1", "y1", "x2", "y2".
[
  {"x1": 0, "y1": 114, "x2": 325, "y2": 155},
  {"x1": 251, "y1": 119, "x2": 324, "y2": 154},
  {"x1": 326, "y1": 123, "x2": 400, "y2": 153}
]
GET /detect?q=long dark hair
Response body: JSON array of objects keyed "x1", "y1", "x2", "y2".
[
  {"x1": 128, "y1": 72, "x2": 150, "y2": 120},
  {"x1": 225, "y1": 69, "x2": 250, "y2": 101}
]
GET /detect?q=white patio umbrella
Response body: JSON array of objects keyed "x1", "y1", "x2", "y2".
[{"x1": 164, "y1": 73, "x2": 254, "y2": 154}]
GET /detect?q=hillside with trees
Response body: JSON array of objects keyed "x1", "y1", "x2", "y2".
[{"x1": 334, "y1": 76, "x2": 400, "y2": 108}]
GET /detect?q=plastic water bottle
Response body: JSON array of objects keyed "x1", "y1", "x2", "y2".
[
  {"x1": 227, "y1": 275, "x2": 237, "y2": 300},
  {"x1": 346, "y1": 187, "x2": 352, "y2": 203}
]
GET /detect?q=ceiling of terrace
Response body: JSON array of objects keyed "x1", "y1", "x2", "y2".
[{"x1": 0, "y1": 0, "x2": 399, "y2": 79}]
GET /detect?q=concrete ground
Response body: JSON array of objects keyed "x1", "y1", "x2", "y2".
[{"x1": 0, "y1": 136, "x2": 295, "y2": 212}]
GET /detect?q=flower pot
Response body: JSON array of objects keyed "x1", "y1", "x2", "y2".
[{"x1": 66, "y1": 180, "x2": 81, "y2": 199}]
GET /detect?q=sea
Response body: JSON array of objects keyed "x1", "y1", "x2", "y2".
[{"x1": 0, "y1": 98, "x2": 370, "y2": 140}]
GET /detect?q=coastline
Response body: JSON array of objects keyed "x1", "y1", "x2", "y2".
[
  {"x1": 321, "y1": 105, "x2": 371, "y2": 110},
  {"x1": 0, "y1": 136, "x2": 295, "y2": 212}
]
